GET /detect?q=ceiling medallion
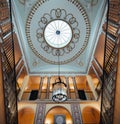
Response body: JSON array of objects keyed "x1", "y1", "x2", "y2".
[
  {"x1": 26, "y1": 0, "x2": 90, "y2": 64},
  {"x1": 36, "y1": 8, "x2": 80, "y2": 56}
]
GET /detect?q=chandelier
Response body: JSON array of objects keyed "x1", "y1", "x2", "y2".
[
  {"x1": 52, "y1": 49, "x2": 67, "y2": 102},
  {"x1": 52, "y1": 77, "x2": 67, "y2": 102}
]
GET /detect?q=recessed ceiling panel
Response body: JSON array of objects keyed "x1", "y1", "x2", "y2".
[
  {"x1": 14, "y1": 0, "x2": 105, "y2": 75},
  {"x1": 26, "y1": 0, "x2": 90, "y2": 64}
]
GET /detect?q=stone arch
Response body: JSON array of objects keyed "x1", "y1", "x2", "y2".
[
  {"x1": 82, "y1": 106, "x2": 100, "y2": 124},
  {"x1": 18, "y1": 107, "x2": 35, "y2": 124},
  {"x1": 44, "y1": 106, "x2": 73, "y2": 124}
]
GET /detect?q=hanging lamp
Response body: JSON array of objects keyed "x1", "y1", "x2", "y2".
[{"x1": 52, "y1": 50, "x2": 67, "y2": 103}]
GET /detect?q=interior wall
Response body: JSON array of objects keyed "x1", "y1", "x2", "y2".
[
  {"x1": 94, "y1": 33, "x2": 105, "y2": 68},
  {"x1": 80, "y1": 101, "x2": 100, "y2": 124},
  {"x1": 80, "y1": 102, "x2": 100, "y2": 112},
  {"x1": 45, "y1": 104, "x2": 72, "y2": 115},
  {"x1": 82, "y1": 106, "x2": 100, "y2": 124},
  {"x1": 18, "y1": 75, "x2": 29, "y2": 100},
  {"x1": 18, "y1": 102, "x2": 37, "y2": 124},
  {"x1": 26, "y1": 76, "x2": 40, "y2": 91},
  {"x1": 0, "y1": 50, "x2": 6, "y2": 124},
  {"x1": 113, "y1": 44, "x2": 120, "y2": 124},
  {"x1": 45, "y1": 105, "x2": 73, "y2": 124}
]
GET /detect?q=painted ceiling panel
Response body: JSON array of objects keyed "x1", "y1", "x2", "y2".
[{"x1": 13, "y1": 0, "x2": 106, "y2": 75}]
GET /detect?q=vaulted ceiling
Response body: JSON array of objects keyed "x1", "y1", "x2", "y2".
[{"x1": 13, "y1": 0, "x2": 106, "y2": 76}]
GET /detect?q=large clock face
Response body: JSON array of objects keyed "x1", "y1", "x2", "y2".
[{"x1": 56, "y1": 115, "x2": 64, "y2": 124}]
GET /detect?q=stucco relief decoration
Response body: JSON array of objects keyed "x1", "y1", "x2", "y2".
[
  {"x1": 26, "y1": 0, "x2": 90, "y2": 64},
  {"x1": 36, "y1": 8, "x2": 80, "y2": 56},
  {"x1": 18, "y1": 0, "x2": 25, "y2": 4}
]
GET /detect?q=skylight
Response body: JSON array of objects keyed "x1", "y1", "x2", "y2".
[{"x1": 44, "y1": 20, "x2": 72, "y2": 48}]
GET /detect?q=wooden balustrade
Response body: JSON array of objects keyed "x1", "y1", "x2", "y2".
[{"x1": 101, "y1": 0, "x2": 120, "y2": 123}]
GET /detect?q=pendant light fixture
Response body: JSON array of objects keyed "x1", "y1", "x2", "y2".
[{"x1": 52, "y1": 50, "x2": 67, "y2": 103}]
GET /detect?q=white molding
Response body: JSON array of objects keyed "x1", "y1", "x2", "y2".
[{"x1": 12, "y1": 0, "x2": 29, "y2": 74}]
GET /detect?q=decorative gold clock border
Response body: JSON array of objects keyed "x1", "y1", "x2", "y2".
[{"x1": 26, "y1": 0, "x2": 90, "y2": 64}]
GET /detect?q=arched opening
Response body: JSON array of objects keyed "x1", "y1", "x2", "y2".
[
  {"x1": 44, "y1": 106, "x2": 73, "y2": 124},
  {"x1": 82, "y1": 106, "x2": 100, "y2": 124},
  {"x1": 18, "y1": 107, "x2": 35, "y2": 124}
]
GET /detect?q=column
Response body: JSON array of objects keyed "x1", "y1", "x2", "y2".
[
  {"x1": 46, "y1": 76, "x2": 50, "y2": 99},
  {"x1": 66, "y1": 76, "x2": 70, "y2": 99},
  {"x1": 72, "y1": 77, "x2": 79, "y2": 99},
  {"x1": 71, "y1": 104, "x2": 83, "y2": 124},
  {"x1": 38, "y1": 76, "x2": 44, "y2": 99},
  {"x1": 86, "y1": 75, "x2": 98, "y2": 100},
  {"x1": 18, "y1": 75, "x2": 29, "y2": 100},
  {"x1": 34, "y1": 103, "x2": 46, "y2": 124}
]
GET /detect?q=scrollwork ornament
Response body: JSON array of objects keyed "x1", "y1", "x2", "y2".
[
  {"x1": 26, "y1": 0, "x2": 90, "y2": 64},
  {"x1": 36, "y1": 8, "x2": 80, "y2": 56}
]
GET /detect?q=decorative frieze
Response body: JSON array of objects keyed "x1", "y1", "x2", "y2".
[
  {"x1": 71, "y1": 103, "x2": 83, "y2": 124},
  {"x1": 34, "y1": 103, "x2": 46, "y2": 124}
]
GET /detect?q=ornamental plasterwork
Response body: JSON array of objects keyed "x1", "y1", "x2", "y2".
[
  {"x1": 26, "y1": 0, "x2": 90, "y2": 64},
  {"x1": 36, "y1": 8, "x2": 80, "y2": 56},
  {"x1": 18, "y1": 0, "x2": 25, "y2": 4}
]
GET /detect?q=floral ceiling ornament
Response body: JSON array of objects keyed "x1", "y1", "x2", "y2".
[
  {"x1": 26, "y1": 0, "x2": 90, "y2": 64},
  {"x1": 36, "y1": 8, "x2": 80, "y2": 56}
]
